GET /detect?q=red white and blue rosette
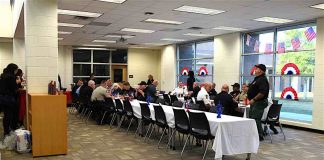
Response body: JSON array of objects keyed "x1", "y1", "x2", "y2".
[
  {"x1": 198, "y1": 66, "x2": 208, "y2": 76},
  {"x1": 181, "y1": 67, "x2": 189, "y2": 76},
  {"x1": 281, "y1": 63, "x2": 300, "y2": 75},
  {"x1": 281, "y1": 87, "x2": 298, "y2": 100}
]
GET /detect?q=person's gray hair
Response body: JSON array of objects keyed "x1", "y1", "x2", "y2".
[{"x1": 88, "y1": 80, "x2": 95, "y2": 86}]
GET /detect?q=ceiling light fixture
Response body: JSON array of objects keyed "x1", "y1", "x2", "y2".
[
  {"x1": 254, "y1": 17, "x2": 294, "y2": 24},
  {"x1": 161, "y1": 38, "x2": 185, "y2": 42},
  {"x1": 98, "y1": 0, "x2": 127, "y2": 4},
  {"x1": 92, "y1": 40, "x2": 116, "y2": 43},
  {"x1": 183, "y1": 33, "x2": 210, "y2": 37},
  {"x1": 121, "y1": 28, "x2": 155, "y2": 33},
  {"x1": 310, "y1": 3, "x2": 324, "y2": 10},
  {"x1": 58, "y1": 31, "x2": 72, "y2": 34},
  {"x1": 58, "y1": 23, "x2": 84, "y2": 28},
  {"x1": 58, "y1": 9, "x2": 101, "y2": 17},
  {"x1": 144, "y1": 18, "x2": 184, "y2": 25},
  {"x1": 104, "y1": 35, "x2": 135, "y2": 38},
  {"x1": 81, "y1": 44, "x2": 107, "y2": 47},
  {"x1": 213, "y1": 26, "x2": 247, "y2": 31},
  {"x1": 174, "y1": 5, "x2": 225, "y2": 15}
]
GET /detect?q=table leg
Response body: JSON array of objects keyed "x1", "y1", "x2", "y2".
[{"x1": 246, "y1": 153, "x2": 251, "y2": 160}]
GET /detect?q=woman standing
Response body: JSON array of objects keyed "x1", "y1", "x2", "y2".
[
  {"x1": 0, "y1": 63, "x2": 19, "y2": 136},
  {"x1": 146, "y1": 74, "x2": 154, "y2": 86},
  {"x1": 187, "y1": 71, "x2": 195, "y2": 92}
]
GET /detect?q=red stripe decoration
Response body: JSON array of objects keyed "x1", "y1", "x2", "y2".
[
  {"x1": 281, "y1": 63, "x2": 300, "y2": 75},
  {"x1": 250, "y1": 66, "x2": 257, "y2": 75},
  {"x1": 304, "y1": 27, "x2": 316, "y2": 42},
  {"x1": 181, "y1": 67, "x2": 189, "y2": 76},
  {"x1": 281, "y1": 87, "x2": 298, "y2": 100},
  {"x1": 198, "y1": 66, "x2": 208, "y2": 76}
]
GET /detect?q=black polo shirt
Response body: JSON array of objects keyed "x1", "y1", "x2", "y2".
[{"x1": 247, "y1": 74, "x2": 269, "y2": 101}]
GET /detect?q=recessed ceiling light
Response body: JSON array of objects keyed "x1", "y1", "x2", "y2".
[
  {"x1": 213, "y1": 26, "x2": 247, "y2": 31},
  {"x1": 254, "y1": 17, "x2": 294, "y2": 24},
  {"x1": 121, "y1": 28, "x2": 155, "y2": 33},
  {"x1": 58, "y1": 38, "x2": 64, "y2": 40},
  {"x1": 143, "y1": 18, "x2": 184, "y2": 25},
  {"x1": 98, "y1": 0, "x2": 127, "y2": 4},
  {"x1": 92, "y1": 40, "x2": 116, "y2": 43},
  {"x1": 58, "y1": 31, "x2": 72, "y2": 34},
  {"x1": 310, "y1": 3, "x2": 324, "y2": 10},
  {"x1": 174, "y1": 5, "x2": 225, "y2": 15},
  {"x1": 104, "y1": 35, "x2": 135, "y2": 38},
  {"x1": 161, "y1": 38, "x2": 185, "y2": 42},
  {"x1": 183, "y1": 33, "x2": 210, "y2": 37},
  {"x1": 58, "y1": 23, "x2": 84, "y2": 28},
  {"x1": 58, "y1": 9, "x2": 101, "y2": 18}
]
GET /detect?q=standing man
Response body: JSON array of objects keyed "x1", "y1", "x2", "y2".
[{"x1": 247, "y1": 64, "x2": 269, "y2": 141}]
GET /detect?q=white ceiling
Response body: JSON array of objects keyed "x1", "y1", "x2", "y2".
[{"x1": 57, "y1": 0, "x2": 324, "y2": 48}]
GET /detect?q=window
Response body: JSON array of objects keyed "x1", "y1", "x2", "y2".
[
  {"x1": 241, "y1": 23, "x2": 316, "y2": 123},
  {"x1": 73, "y1": 49, "x2": 127, "y2": 84},
  {"x1": 177, "y1": 40, "x2": 214, "y2": 85}
]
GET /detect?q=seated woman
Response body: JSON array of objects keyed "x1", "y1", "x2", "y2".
[
  {"x1": 111, "y1": 83, "x2": 122, "y2": 97},
  {"x1": 235, "y1": 83, "x2": 248, "y2": 103}
]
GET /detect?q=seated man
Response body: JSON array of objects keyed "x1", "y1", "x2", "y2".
[
  {"x1": 136, "y1": 81, "x2": 147, "y2": 101},
  {"x1": 208, "y1": 82, "x2": 217, "y2": 97},
  {"x1": 170, "y1": 82, "x2": 188, "y2": 97},
  {"x1": 145, "y1": 80, "x2": 159, "y2": 102},
  {"x1": 191, "y1": 82, "x2": 200, "y2": 98},
  {"x1": 212, "y1": 84, "x2": 242, "y2": 117},
  {"x1": 72, "y1": 79, "x2": 83, "y2": 103},
  {"x1": 230, "y1": 83, "x2": 241, "y2": 98},
  {"x1": 235, "y1": 83, "x2": 248, "y2": 102},
  {"x1": 197, "y1": 82, "x2": 212, "y2": 111},
  {"x1": 79, "y1": 80, "x2": 95, "y2": 105},
  {"x1": 91, "y1": 79, "x2": 109, "y2": 101},
  {"x1": 122, "y1": 81, "x2": 136, "y2": 99}
]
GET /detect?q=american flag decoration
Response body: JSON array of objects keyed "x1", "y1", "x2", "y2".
[
  {"x1": 291, "y1": 37, "x2": 300, "y2": 50},
  {"x1": 254, "y1": 40, "x2": 260, "y2": 53},
  {"x1": 277, "y1": 42, "x2": 285, "y2": 54},
  {"x1": 264, "y1": 43, "x2": 272, "y2": 54},
  {"x1": 304, "y1": 27, "x2": 316, "y2": 42},
  {"x1": 246, "y1": 34, "x2": 251, "y2": 46}
]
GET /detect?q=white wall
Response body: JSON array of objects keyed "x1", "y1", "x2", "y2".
[
  {"x1": 160, "y1": 45, "x2": 176, "y2": 92},
  {"x1": 13, "y1": 38, "x2": 25, "y2": 73},
  {"x1": 58, "y1": 45, "x2": 73, "y2": 89},
  {"x1": 0, "y1": 0, "x2": 13, "y2": 38},
  {"x1": 0, "y1": 42, "x2": 13, "y2": 71},
  {"x1": 128, "y1": 48, "x2": 161, "y2": 88},
  {"x1": 214, "y1": 33, "x2": 241, "y2": 92}
]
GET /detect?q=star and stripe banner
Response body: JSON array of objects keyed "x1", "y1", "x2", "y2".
[
  {"x1": 304, "y1": 27, "x2": 316, "y2": 42},
  {"x1": 246, "y1": 34, "x2": 252, "y2": 46},
  {"x1": 254, "y1": 40, "x2": 260, "y2": 53},
  {"x1": 277, "y1": 42, "x2": 285, "y2": 53},
  {"x1": 291, "y1": 37, "x2": 301, "y2": 50},
  {"x1": 265, "y1": 43, "x2": 272, "y2": 54}
]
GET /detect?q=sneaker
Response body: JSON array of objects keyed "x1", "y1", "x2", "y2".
[{"x1": 270, "y1": 126, "x2": 279, "y2": 134}]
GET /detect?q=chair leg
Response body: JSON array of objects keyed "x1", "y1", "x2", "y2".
[
  {"x1": 144, "y1": 123, "x2": 152, "y2": 141},
  {"x1": 267, "y1": 124, "x2": 273, "y2": 143},
  {"x1": 166, "y1": 129, "x2": 176, "y2": 151},
  {"x1": 100, "y1": 111, "x2": 108, "y2": 125},
  {"x1": 246, "y1": 153, "x2": 251, "y2": 160},
  {"x1": 202, "y1": 140, "x2": 210, "y2": 160},
  {"x1": 148, "y1": 125, "x2": 155, "y2": 142},
  {"x1": 117, "y1": 115, "x2": 125, "y2": 131},
  {"x1": 278, "y1": 122, "x2": 286, "y2": 141},
  {"x1": 126, "y1": 118, "x2": 134, "y2": 134},
  {"x1": 134, "y1": 120, "x2": 142, "y2": 137},
  {"x1": 109, "y1": 113, "x2": 117, "y2": 128},
  {"x1": 181, "y1": 135, "x2": 190, "y2": 158},
  {"x1": 157, "y1": 128, "x2": 167, "y2": 149},
  {"x1": 85, "y1": 111, "x2": 92, "y2": 125}
]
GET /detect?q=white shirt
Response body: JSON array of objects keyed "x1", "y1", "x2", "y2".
[
  {"x1": 91, "y1": 86, "x2": 108, "y2": 101},
  {"x1": 171, "y1": 87, "x2": 188, "y2": 97},
  {"x1": 197, "y1": 87, "x2": 211, "y2": 106}
]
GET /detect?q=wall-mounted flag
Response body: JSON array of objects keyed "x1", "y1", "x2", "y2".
[
  {"x1": 181, "y1": 67, "x2": 189, "y2": 76},
  {"x1": 304, "y1": 27, "x2": 316, "y2": 42},
  {"x1": 281, "y1": 87, "x2": 299, "y2": 100},
  {"x1": 198, "y1": 66, "x2": 208, "y2": 76},
  {"x1": 254, "y1": 40, "x2": 260, "y2": 53},
  {"x1": 291, "y1": 37, "x2": 300, "y2": 50},
  {"x1": 250, "y1": 66, "x2": 257, "y2": 75},
  {"x1": 281, "y1": 63, "x2": 300, "y2": 75},
  {"x1": 277, "y1": 42, "x2": 285, "y2": 53},
  {"x1": 265, "y1": 43, "x2": 272, "y2": 54},
  {"x1": 246, "y1": 34, "x2": 251, "y2": 46}
]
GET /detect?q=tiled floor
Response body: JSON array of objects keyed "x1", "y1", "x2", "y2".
[{"x1": 1, "y1": 111, "x2": 324, "y2": 160}]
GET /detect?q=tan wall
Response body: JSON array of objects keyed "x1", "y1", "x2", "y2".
[
  {"x1": 0, "y1": 42, "x2": 13, "y2": 71},
  {"x1": 0, "y1": 0, "x2": 13, "y2": 38},
  {"x1": 160, "y1": 45, "x2": 176, "y2": 92},
  {"x1": 58, "y1": 45, "x2": 73, "y2": 90},
  {"x1": 128, "y1": 48, "x2": 161, "y2": 89}
]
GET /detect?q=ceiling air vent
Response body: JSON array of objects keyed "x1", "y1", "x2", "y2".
[
  {"x1": 74, "y1": 16, "x2": 93, "y2": 20},
  {"x1": 159, "y1": 28, "x2": 182, "y2": 32},
  {"x1": 88, "y1": 22, "x2": 111, "y2": 26}
]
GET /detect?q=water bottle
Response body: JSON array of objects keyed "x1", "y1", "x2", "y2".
[
  {"x1": 185, "y1": 100, "x2": 189, "y2": 112},
  {"x1": 146, "y1": 95, "x2": 151, "y2": 105},
  {"x1": 217, "y1": 101, "x2": 222, "y2": 118}
]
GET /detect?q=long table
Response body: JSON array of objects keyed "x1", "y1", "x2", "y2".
[{"x1": 130, "y1": 100, "x2": 259, "y2": 159}]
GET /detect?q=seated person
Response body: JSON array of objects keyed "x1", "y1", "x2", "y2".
[
  {"x1": 235, "y1": 83, "x2": 248, "y2": 102},
  {"x1": 79, "y1": 80, "x2": 95, "y2": 105},
  {"x1": 72, "y1": 79, "x2": 83, "y2": 102},
  {"x1": 122, "y1": 81, "x2": 136, "y2": 99},
  {"x1": 145, "y1": 80, "x2": 159, "y2": 103},
  {"x1": 136, "y1": 81, "x2": 147, "y2": 101},
  {"x1": 170, "y1": 82, "x2": 188, "y2": 97},
  {"x1": 191, "y1": 82, "x2": 200, "y2": 98},
  {"x1": 212, "y1": 84, "x2": 242, "y2": 117},
  {"x1": 197, "y1": 82, "x2": 212, "y2": 110},
  {"x1": 91, "y1": 79, "x2": 109, "y2": 101},
  {"x1": 208, "y1": 82, "x2": 217, "y2": 97},
  {"x1": 230, "y1": 83, "x2": 241, "y2": 98},
  {"x1": 111, "y1": 83, "x2": 122, "y2": 96}
]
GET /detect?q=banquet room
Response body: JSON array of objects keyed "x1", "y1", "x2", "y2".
[{"x1": 1, "y1": 0, "x2": 324, "y2": 159}]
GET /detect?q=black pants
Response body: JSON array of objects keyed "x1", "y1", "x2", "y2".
[{"x1": 3, "y1": 103, "x2": 18, "y2": 136}]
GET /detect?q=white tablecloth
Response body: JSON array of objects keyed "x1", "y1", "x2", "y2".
[
  {"x1": 239, "y1": 100, "x2": 272, "y2": 120},
  {"x1": 130, "y1": 100, "x2": 259, "y2": 159}
]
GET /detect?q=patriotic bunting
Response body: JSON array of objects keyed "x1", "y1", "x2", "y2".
[
  {"x1": 304, "y1": 27, "x2": 316, "y2": 42},
  {"x1": 265, "y1": 43, "x2": 272, "y2": 54},
  {"x1": 291, "y1": 37, "x2": 300, "y2": 50},
  {"x1": 277, "y1": 42, "x2": 285, "y2": 54},
  {"x1": 254, "y1": 40, "x2": 260, "y2": 53},
  {"x1": 246, "y1": 34, "x2": 252, "y2": 46}
]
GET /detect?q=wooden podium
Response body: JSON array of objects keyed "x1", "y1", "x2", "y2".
[{"x1": 28, "y1": 94, "x2": 67, "y2": 157}]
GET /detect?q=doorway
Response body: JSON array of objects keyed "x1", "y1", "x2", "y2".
[{"x1": 111, "y1": 65, "x2": 127, "y2": 83}]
